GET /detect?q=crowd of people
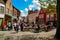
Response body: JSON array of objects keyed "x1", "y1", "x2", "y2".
[{"x1": 1, "y1": 19, "x2": 57, "y2": 33}]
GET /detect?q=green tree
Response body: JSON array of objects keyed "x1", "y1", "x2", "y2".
[
  {"x1": 39, "y1": 0, "x2": 56, "y2": 14},
  {"x1": 39, "y1": 0, "x2": 60, "y2": 39},
  {"x1": 54, "y1": 0, "x2": 60, "y2": 39},
  {"x1": 46, "y1": 4, "x2": 56, "y2": 14}
]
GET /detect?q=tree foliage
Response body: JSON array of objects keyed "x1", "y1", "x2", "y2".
[{"x1": 39, "y1": 0, "x2": 57, "y2": 14}]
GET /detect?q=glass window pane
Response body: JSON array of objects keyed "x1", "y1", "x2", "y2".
[{"x1": 0, "y1": 6, "x2": 4, "y2": 13}]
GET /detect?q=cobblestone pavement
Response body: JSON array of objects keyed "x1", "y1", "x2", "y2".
[{"x1": 0, "y1": 29, "x2": 56, "y2": 40}]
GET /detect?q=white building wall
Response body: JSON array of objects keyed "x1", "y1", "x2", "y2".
[{"x1": 0, "y1": 3, "x2": 5, "y2": 18}]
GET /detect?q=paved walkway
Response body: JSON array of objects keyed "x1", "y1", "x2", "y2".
[{"x1": 0, "y1": 29, "x2": 56, "y2": 40}]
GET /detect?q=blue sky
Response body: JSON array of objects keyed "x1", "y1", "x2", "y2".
[{"x1": 12, "y1": 0, "x2": 41, "y2": 17}]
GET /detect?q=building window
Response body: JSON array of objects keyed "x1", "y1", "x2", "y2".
[
  {"x1": 46, "y1": 14, "x2": 49, "y2": 22},
  {"x1": 10, "y1": 10, "x2": 12, "y2": 14},
  {"x1": 39, "y1": 14, "x2": 44, "y2": 24},
  {"x1": 6, "y1": 8, "x2": 9, "y2": 14},
  {"x1": 50, "y1": 14, "x2": 54, "y2": 21},
  {"x1": 39, "y1": 14, "x2": 44, "y2": 18},
  {"x1": 0, "y1": 6, "x2": 4, "y2": 14}
]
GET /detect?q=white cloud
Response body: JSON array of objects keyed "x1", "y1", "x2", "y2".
[
  {"x1": 29, "y1": 8, "x2": 32, "y2": 10},
  {"x1": 20, "y1": 0, "x2": 41, "y2": 17},
  {"x1": 24, "y1": 0, "x2": 28, "y2": 2},
  {"x1": 29, "y1": 4, "x2": 34, "y2": 8},
  {"x1": 29, "y1": 4, "x2": 34, "y2": 10},
  {"x1": 37, "y1": 7, "x2": 41, "y2": 10},
  {"x1": 32, "y1": 0, "x2": 39, "y2": 3},
  {"x1": 20, "y1": 10, "x2": 24, "y2": 13},
  {"x1": 29, "y1": 0, "x2": 40, "y2": 10},
  {"x1": 24, "y1": 8, "x2": 28, "y2": 11},
  {"x1": 20, "y1": 10, "x2": 25, "y2": 16},
  {"x1": 21, "y1": 13, "x2": 26, "y2": 17},
  {"x1": 20, "y1": 10, "x2": 28, "y2": 17}
]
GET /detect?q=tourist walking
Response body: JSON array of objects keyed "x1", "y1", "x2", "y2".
[
  {"x1": 2, "y1": 21, "x2": 7, "y2": 31},
  {"x1": 7, "y1": 21, "x2": 12, "y2": 31},
  {"x1": 20, "y1": 22, "x2": 24, "y2": 31}
]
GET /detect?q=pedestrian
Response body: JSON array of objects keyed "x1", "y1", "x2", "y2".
[
  {"x1": 36, "y1": 24, "x2": 40, "y2": 32},
  {"x1": 16, "y1": 22, "x2": 19, "y2": 33},
  {"x1": 7, "y1": 21, "x2": 12, "y2": 31},
  {"x1": 41, "y1": 24, "x2": 47, "y2": 31},
  {"x1": 13, "y1": 22, "x2": 17, "y2": 32},
  {"x1": 34, "y1": 24, "x2": 40, "y2": 33},
  {"x1": 2, "y1": 21, "x2": 7, "y2": 31},
  {"x1": 20, "y1": 22, "x2": 24, "y2": 31}
]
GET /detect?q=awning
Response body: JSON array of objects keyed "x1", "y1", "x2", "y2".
[
  {"x1": 5, "y1": 14, "x2": 17, "y2": 19},
  {"x1": 12, "y1": 16, "x2": 17, "y2": 19},
  {"x1": 5, "y1": 14, "x2": 12, "y2": 18}
]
